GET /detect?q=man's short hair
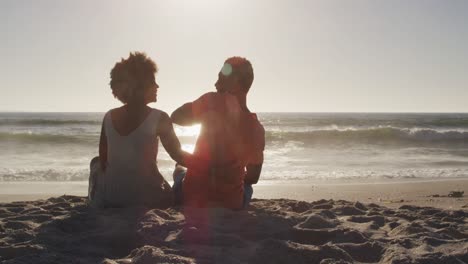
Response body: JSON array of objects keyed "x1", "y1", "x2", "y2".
[
  {"x1": 109, "y1": 52, "x2": 158, "y2": 103},
  {"x1": 225, "y1": 57, "x2": 254, "y2": 93}
]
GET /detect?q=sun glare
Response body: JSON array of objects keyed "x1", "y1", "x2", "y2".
[
  {"x1": 174, "y1": 124, "x2": 201, "y2": 137},
  {"x1": 181, "y1": 144, "x2": 196, "y2": 154}
]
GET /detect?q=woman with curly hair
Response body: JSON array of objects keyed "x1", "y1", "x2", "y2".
[{"x1": 89, "y1": 52, "x2": 188, "y2": 208}]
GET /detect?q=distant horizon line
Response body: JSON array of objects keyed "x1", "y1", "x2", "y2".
[{"x1": 2, "y1": 110, "x2": 468, "y2": 114}]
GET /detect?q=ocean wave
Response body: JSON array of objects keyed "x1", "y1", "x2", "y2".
[
  {"x1": 260, "y1": 167, "x2": 468, "y2": 181},
  {"x1": 0, "y1": 132, "x2": 98, "y2": 145},
  {"x1": 0, "y1": 119, "x2": 101, "y2": 126},
  {"x1": 266, "y1": 127, "x2": 468, "y2": 145},
  {"x1": 0, "y1": 160, "x2": 176, "y2": 182},
  {"x1": 2, "y1": 167, "x2": 468, "y2": 181},
  {"x1": 0, "y1": 132, "x2": 197, "y2": 145},
  {"x1": 0, "y1": 168, "x2": 90, "y2": 181},
  {"x1": 2, "y1": 127, "x2": 468, "y2": 147},
  {"x1": 422, "y1": 118, "x2": 468, "y2": 127},
  {"x1": 258, "y1": 113, "x2": 468, "y2": 128}
]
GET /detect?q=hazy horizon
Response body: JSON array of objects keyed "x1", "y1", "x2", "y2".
[
  {"x1": 2, "y1": 111, "x2": 468, "y2": 114},
  {"x1": 2, "y1": 0, "x2": 468, "y2": 113}
]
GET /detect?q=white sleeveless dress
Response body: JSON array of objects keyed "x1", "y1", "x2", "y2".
[{"x1": 89, "y1": 108, "x2": 173, "y2": 208}]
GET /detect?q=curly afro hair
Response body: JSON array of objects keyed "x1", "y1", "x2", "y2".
[{"x1": 109, "y1": 52, "x2": 158, "y2": 104}]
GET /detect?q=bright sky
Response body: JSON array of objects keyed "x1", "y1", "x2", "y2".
[{"x1": 1, "y1": 0, "x2": 468, "y2": 113}]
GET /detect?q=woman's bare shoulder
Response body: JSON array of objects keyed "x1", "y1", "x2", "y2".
[
  {"x1": 150, "y1": 108, "x2": 169, "y2": 119},
  {"x1": 151, "y1": 108, "x2": 172, "y2": 134},
  {"x1": 107, "y1": 106, "x2": 125, "y2": 117}
]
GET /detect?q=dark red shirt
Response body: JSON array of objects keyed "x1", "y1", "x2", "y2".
[{"x1": 183, "y1": 92, "x2": 265, "y2": 209}]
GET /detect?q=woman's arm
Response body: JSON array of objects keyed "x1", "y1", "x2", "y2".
[
  {"x1": 98, "y1": 120, "x2": 108, "y2": 171},
  {"x1": 158, "y1": 112, "x2": 190, "y2": 166}
]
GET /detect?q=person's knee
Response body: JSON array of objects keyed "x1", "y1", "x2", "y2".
[
  {"x1": 173, "y1": 164, "x2": 186, "y2": 180},
  {"x1": 244, "y1": 184, "x2": 253, "y2": 196},
  {"x1": 243, "y1": 184, "x2": 254, "y2": 209}
]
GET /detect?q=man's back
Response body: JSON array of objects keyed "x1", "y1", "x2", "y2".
[
  {"x1": 172, "y1": 56, "x2": 264, "y2": 209},
  {"x1": 182, "y1": 92, "x2": 263, "y2": 209}
]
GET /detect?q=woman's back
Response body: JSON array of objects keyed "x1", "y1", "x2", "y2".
[
  {"x1": 93, "y1": 107, "x2": 173, "y2": 208},
  {"x1": 89, "y1": 52, "x2": 187, "y2": 209},
  {"x1": 106, "y1": 107, "x2": 159, "y2": 175}
]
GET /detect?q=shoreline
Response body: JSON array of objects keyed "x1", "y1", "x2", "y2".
[{"x1": 1, "y1": 178, "x2": 467, "y2": 209}]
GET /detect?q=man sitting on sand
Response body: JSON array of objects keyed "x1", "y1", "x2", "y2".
[{"x1": 171, "y1": 57, "x2": 265, "y2": 210}]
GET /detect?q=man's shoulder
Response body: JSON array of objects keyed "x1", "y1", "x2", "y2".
[
  {"x1": 196, "y1": 91, "x2": 219, "y2": 100},
  {"x1": 193, "y1": 92, "x2": 240, "y2": 115},
  {"x1": 193, "y1": 92, "x2": 217, "y2": 107},
  {"x1": 196, "y1": 92, "x2": 237, "y2": 101}
]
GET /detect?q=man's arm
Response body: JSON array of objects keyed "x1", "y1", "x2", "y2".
[
  {"x1": 172, "y1": 92, "x2": 217, "y2": 126},
  {"x1": 158, "y1": 112, "x2": 191, "y2": 167},
  {"x1": 244, "y1": 122, "x2": 265, "y2": 185},
  {"x1": 244, "y1": 147, "x2": 264, "y2": 185},
  {"x1": 244, "y1": 163, "x2": 263, "y2": 185},
  {"x1": 171, "y1": 103, "x2": 196, "y2": 126}
]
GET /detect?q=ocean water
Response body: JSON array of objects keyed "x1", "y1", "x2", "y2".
[{"x1": 1, "y1": 112, "x2": 468, "y2": 182}]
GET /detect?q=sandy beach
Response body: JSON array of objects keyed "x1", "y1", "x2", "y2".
[
  {"x1": 1, "y1": 178, "x2": 467, "y2": 209},
  {"x1": 3, "y1": 0, "x2": 468, "y2": 262},
  {"x1": 0, "y1": 179, "x2": 467, "y2": 263}
]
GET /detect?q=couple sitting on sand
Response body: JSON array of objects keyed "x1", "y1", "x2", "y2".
[{"x1": 88, "y1": 52, "x2": 265, "y2": 210}]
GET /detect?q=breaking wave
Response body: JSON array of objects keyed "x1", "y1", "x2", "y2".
[{"x1": 266, "y1": 127, "x2": 468, "y2": 145}]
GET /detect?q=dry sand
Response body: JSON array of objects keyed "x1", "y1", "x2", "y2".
[{"x1": 0, "y1": 179, "x2": 467, "y2": 263}]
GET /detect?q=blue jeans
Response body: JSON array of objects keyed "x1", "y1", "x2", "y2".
[
  {"x1": 172, "y1": 169, "x2": 253, "y2": 209},
  {"x1": 172, "y1": 169, "x2": 186, "y2": 206}
]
